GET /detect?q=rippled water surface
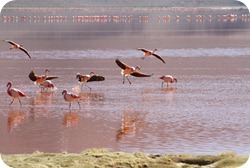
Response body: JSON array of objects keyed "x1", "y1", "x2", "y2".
[{"x1": 0, "y1": 8, "x2": 250, "y2": 155}]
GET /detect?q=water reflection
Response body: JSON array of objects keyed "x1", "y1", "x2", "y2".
[
  {"x1": 31, "y1": 91, "x2": 54, "y2": 106},
  {"x1": 7, "y1": 108, "x2": 27, "y2": 132},
  {"x1": 116, "y1": 110, "x2": 147, "y2": 141},
  {"x1": 78, "y1": 91, "x2": 105, "y2": 102},
  {"x1": 62, "y1": 111, "x2": 79, "y2": 128}
]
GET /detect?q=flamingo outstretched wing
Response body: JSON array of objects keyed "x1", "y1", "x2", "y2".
[{"x1": 152, "y1": 53, "x2": 165, "y2": 64}]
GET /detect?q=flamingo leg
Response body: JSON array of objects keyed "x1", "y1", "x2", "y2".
[
  {"x1": 85, "y1": 84, "x2": 92, "y2": 92},
  {"x1": 161, "y1": 82, "x2": 164, "y2": 89},
  {"x1": 80, "y1": 83, "x2": 84, "y2": 91},
  {"x1": 18, "y1": 98, "x2": 22, "y2": 107},
  {"x1": 123, "y1": 75, "x2": 125, "y2": 84},
  {"x1": 9, "y1": 98, "x2": 15, "y2": 106},
  {"x1": 77, "y1": 101, "x2": 81, "y2": 109},
  {"x1": 126, "y1": 76, "x2": 131, "y2": 84},
  {"x1": 69, "y1": 102, "x2": 71, "y2": 109}
]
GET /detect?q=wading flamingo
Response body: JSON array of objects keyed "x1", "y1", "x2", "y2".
[
  {"x1": 7, "y1": 81, "x2": 28, "y2": 107},
  {"x1": 76, "y1": 72, "x2": 105, "y2": 91},
  {"x1": 3, "y1": 40, "x2": 31, "y2": 59},
  {"x1": 115, "y1": 59, "x2": 152, "y2": 84},
  {"x1": 159, "y1": 75, "x2": 177, "y2": 88},
  {"x1": 40, "y1": 80, "x2": 55, "y2": 91},
  {"x1": 29, "y1": 69, "x2": 58, "y2": 85},
  {"x1": 62, "y1": 90, "x2": 81, "y2": 109},
  {"x1": 137, "y1": 48, "x2": 165, "y2": 64}
]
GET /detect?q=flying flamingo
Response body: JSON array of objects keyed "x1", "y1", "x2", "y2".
[
  {"x1": 159, "y1": 75, "x2": 177, "y2": 88},
  {"x1": 62, "y1": 90, "x2": 81, "y2": 109},
  {"x1": 115, "y1": 59, "x2": 152, "y2": 84},
  {"x1": 3, "y1": 40, "x2": 31, "y2": 59},
  {"x1": 137, "y1": 48, "x2": 165, "y2": 64},
  {"x1": 7, "y1": 81, "x2": 28, "y2": 107},
  {"x1": 76, "y1": 72, "x2": 105, "y2": 91},
  {"x1": 29, "y1": 69, "x2": 58, "y2": 85}
]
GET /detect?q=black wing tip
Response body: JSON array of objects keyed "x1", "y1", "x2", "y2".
[
  {"x1": 28, "y1": 71, "x2": 37, "y2": 81},
  {"x1": 87, "y1": 75, "x2": 105, "y2": 82}
]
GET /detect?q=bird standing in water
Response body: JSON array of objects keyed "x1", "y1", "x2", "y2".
[
  {"x1": 3, "y1": 40, "x2": 31, "y2": 59},
  {"x1": 62, "y1": 90, "x2": 81, "y2": 109},
  {"x1": 138, "y1": 48, "x2": 165, "y2": 64},
  {"x1": 7, "y1": 81, "x2": 28, "y2": 107},
  {"x1": 115, "y1": 59, "x2": 152, "y2": 84},
  {"x1": 159, "y1": 75, "x2": 177, "y2": 88}
]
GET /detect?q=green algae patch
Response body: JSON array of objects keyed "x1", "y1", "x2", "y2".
[{"x1": 2, "y1": 149, "x2": 248, "y2": 168}]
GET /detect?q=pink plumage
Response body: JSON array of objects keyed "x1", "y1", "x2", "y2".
[{"x1": 7, "y1": 81, "x2": 28, "y2": 107}]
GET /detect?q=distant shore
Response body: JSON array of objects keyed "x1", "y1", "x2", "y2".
[{"x1": 2, "y1": 149, "x2": 248, "y2": 168}]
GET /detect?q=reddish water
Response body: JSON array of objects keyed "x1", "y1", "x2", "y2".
[{"x1": 0, "y1": 8, "x2": 250, "y2": 155}]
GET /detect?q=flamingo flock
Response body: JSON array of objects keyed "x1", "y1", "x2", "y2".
[
  {"x1": 4, "y1": 42, "x2": 176, "y2": 108},
  {"x1": 2, "y1": 13, "x2": 249, "y2": 23}
]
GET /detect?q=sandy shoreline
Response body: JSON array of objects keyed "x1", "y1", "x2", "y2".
[{"x1": 1, "y1": 149, "x2": 248, "y2": 168}]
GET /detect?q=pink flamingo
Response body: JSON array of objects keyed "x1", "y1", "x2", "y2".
[
  {"x1": 40, "y1": 80, "x2": 55, "y2": 91},
  {"x1": 137, "y1": 48, "x2": 165, "y2": 64},
  {"x1": 159, "y1": 75, "x2": 177, "y2": 88},
  {"x1": 76, "y1": 72, "x2": 105, "y2": 91},
  {"x1": 3, "y1": 40, "x2": 31, "y2": 59},
  {"x1": 7, "y1": 82, "x2": 28, "y2": 107},
  {"x1": 62, "y1": 90, "x2": 81, "y2": 109},
  {"x1": 29, "y1": 69, "x2": 58, "y2": 85},
  {"x1": 115, "y1": 59, "x2": 152, "y2": 84}
]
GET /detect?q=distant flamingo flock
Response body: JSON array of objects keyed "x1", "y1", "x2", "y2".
[{"x1": 2, "y1": 13, "x2": 249, "y2": 23}]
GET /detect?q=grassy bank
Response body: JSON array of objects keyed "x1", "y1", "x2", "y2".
[{"x1": 2, "y1": 149, "x2": 248, "y2": 168}]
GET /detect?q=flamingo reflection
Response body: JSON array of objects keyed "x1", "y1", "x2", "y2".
[
  {"x1": 116, "y1": 111, "x2": 147, "y2": 141},
  {"x1": 63, "y1": 111, "x2": 79, "y2": 127},
  {"x1": 7, "y1": 109, "x2": 26, "y2": 132},
  {"x1": 32, "y1": 90, "x2": 54, "y2": 106},
  {"x1": 78, "y1": 91, "x2": 105, "y2": 102}
]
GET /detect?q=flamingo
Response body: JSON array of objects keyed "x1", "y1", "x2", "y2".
[
  {"x1": 7, "y1": 82, "x2": 28, "y2": 107},
  {"x1": 137, "y1": 48, "x2": 165, "y2": 64},
  {"x1": 29, "y1": 69, "x2": 58, "y2": 85},
  {"x1": 40, "y1": 80, "x2": 55, "y2": 91},
  {"x1": 62, "y1": 90, "x2": 81, "y2": 109},
  {"x1": 3, "y1": 40, "x2": 31, "y2": 59},
  {"x1": 159, "y1": 75, "x2": 177, "y2": 88},
  {"x1": 76, "y1": 72, "x2": 105, "y2": 91},
  {"x1": 115, "y1": 59, "x2": 152, "y2": 84}
]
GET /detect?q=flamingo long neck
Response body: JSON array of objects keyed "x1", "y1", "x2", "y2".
[
  {"x1": 7, "y1": 84, "x2": 12, "y2": 95},
  {"x1": 45, "y1": 71, "x2": 48, "y2": 77}
]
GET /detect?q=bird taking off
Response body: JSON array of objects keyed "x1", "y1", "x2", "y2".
[
  {"x1": 115, "y1": 59, "x2": 152, "y2": 84},
  {"x1": 3, "y1": 40, "x2": 31, "y2": 59},
  {"x1": 29, "y1": 69, "x2": 58, "y2": 85},
  {"x1": 138, "y1": 48, "x2": 165, "y2": 64},
  {"x1": 76, "y1": 72, "x2": 105, "y2": 91}
]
